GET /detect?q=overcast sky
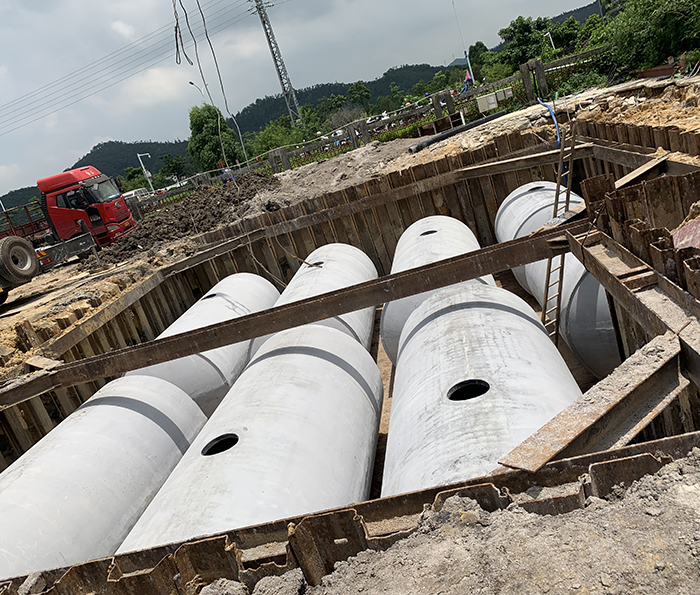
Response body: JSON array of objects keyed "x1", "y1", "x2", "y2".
[{"x1": 0, "y1": 0, "x2": 587, "y2": 195}]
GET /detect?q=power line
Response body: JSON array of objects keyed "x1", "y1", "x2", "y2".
[{"x1": 0, "y1": 0, "x2": 253, "y2": 136}]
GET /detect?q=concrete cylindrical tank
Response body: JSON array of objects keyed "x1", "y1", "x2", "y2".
[
  {"x1": 252, "y1": 243, "x2": 378, "y2": 354},
  {"x1": 0, "y1": 376, "x2": 206, "y2": 580},
  {"x1": 380, "y1": 215, "x2": 496, "y2": 364},
  {"x1": 128, "y1": 273, "x2": 280, "y2": 416},
  {"x1": 494, "y1": 181, "x2": 620, "y2": 378},
  {"x1": 118, "y1": 324, "x2": 383, "y2": 553},
  {"x1": 381, "y1": 283, "x2": 582, "y2": 497}
]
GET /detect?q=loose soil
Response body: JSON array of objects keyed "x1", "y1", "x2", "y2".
[{"x1": 200, "y1": 448, "x2": 700, "y2": 595}]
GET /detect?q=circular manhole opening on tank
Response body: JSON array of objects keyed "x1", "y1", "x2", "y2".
[
  {"x1": 201, "y1": 433, "x2": 239, "y2": 456},
  {"x1": 420, "y1": 230, "x2": 438, "y2": 236},
  {"x1": 447, "y1": 379, "x2": 490, "y2": 401}
]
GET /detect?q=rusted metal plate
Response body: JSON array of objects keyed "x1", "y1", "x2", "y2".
[
  {"x1": 288, "y1": 510, "x2": 368, "y2": 587},
  {"x1": 498, "y1": 332, "x2": 682, "y2": 473}
]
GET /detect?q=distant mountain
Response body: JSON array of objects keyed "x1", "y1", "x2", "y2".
[
  {"x1": 70, "y1": 140, "x2": 190, "y2": 179},
  {"x1": 0, "y1": 186, "x2": 40, "y2": 210},
  {"x1": 551, "y1": 2, "x2": 600, "y2": 24},
  {"x1": 233, "y1": 64, "x2": 446, "y2": 134}
]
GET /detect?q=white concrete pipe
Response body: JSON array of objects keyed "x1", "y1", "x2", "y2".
[
  {"x1": 0, "y1": 376, "x2": 206, "y2": 580},
  {"x1": 118, "y1": 324, "x2": 383, "y2": 552},
  {"x1": 252, "y1": 243, "x2": 378, "y2": 354},
  {"x1": 381, "y1": 283, "x2": 582, "y2": 497},
  {"x1": 380, "y1": 215, "x2": 496, "y2": 364},
  {"x1": 128, "y1": 273, "x2": 280, "y2": 416},
  {"x1": 494, "y1": 181, "x2": 620, "y2": 378}
]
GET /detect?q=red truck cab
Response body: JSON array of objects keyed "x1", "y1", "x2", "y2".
[{"x1": 36, "y1": 166, "x2": 135, "y2": 247}]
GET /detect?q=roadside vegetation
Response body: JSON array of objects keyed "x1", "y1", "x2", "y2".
[{"x1": 218, "y1": 0, "x2": 699, "y2": 165}]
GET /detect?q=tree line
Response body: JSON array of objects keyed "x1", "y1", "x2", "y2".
[{"x1": 185, "y1": 0, "x2": 699, "y2": 172}]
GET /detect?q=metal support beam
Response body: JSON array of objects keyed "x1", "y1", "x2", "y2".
[
  {"x1": 0, "y1": 221, "x2": 588, "y2": 410},
  {"x1": 499, "y1": 331, "x2": 687, "y2": 472}
]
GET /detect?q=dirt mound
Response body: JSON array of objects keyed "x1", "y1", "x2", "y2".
[
  {"x1": 93, "y1": 171, "x2": 280, "y2": 266},
  {"x1": 199, "y1": 448, "x2": 700, "y2": 595}
]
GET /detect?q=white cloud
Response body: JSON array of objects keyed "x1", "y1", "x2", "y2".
[
  {"x1": 0, "y1": 164, "x2": 23, "y2": 194},
  {"x1": 111, "y1": 20, "x2": 137, "y2": 41}
]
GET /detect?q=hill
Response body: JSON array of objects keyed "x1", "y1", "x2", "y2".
[
  {"x1": 70, "y1": 140, "x2": 190, "y2": 179},
  {"x1": 233, "y1": 64, "x2": 445, "y2": 134},
  {"x1": 551, "y1": 2, "x2": 599, "y2": 24}
]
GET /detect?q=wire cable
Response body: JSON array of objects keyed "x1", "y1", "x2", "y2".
[{"x1": 0, "y1": 0, "x2": 252, "y2": 136}]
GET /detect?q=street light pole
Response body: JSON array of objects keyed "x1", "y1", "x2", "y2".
[{"x1": 137, "y1": 153, "x2": 155, "y2": 194}]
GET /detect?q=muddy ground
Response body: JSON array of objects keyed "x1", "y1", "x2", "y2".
[{"x1": 197, "y1": 448, "x2": 700, "y2": 595}]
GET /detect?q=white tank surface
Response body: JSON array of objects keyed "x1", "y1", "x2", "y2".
[
  {"x1": 494, "y1": 181, "x2": 621, "y2": 378},
  {"x1": 251, "y1": 243, "x2": 378, "y2": 354},
  {"x1": 0, "y1": 376, "x2": 206, "y2": 580},
  {"x1": 118, "y1": 324, "x2": 383, "y2": 553},
  {"x1": 381, "y1": 282, "x2": 582, "y2": 497},
  {"x1": 380, "y1": 215, "x2": 496, "y2": 364},
  {"x1": 128, "y1": 273, "x2": 280, "y2": 416}
]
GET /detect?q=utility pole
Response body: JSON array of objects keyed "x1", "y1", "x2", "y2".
[
  {"x1": 137, "y1": 153, "x2": 155, "y2": 194},
  {"x1": 250, "y1": 0, "x2": 301, "y2": 123}
]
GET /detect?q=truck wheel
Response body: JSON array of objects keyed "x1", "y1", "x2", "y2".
[{"x1": 0, "y1": 236, "x2": 39, "y2": 285}]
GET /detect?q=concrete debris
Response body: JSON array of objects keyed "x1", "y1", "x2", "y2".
[
  {"x1": 200, "y1": 578, "x2": 249, "y2": 595},
  {"x1": 252, "y1": 569, "x2": 306, "y2": 595}
]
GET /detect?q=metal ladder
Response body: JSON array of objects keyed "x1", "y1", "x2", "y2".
[{"x1": 541, "y1": 124, "x2": 578, "y2": 345}]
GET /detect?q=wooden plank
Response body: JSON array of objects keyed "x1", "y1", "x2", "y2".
[{"x1": 0, "y1": 221, "x2": 589, "y2": 410}]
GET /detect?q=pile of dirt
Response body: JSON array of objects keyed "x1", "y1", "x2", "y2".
[
  {"x1": 254, "y1": 139, "x2": 416, "y2": 206},
  {"x1": 91, "y1": 172, "x2": 280, "y2": 266},
  {"x1": 578, "y1": 79, "x2": 700, "y2": 131},
  {"x1": 201, "y1": 449, "x2": 700, "y2": 595}
]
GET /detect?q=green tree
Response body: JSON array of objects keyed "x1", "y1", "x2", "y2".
[
  {"x1": 577, "y1": 14, "x2": 604, "y2": 50},
  {"x1": 159, "y1": 154, "x2": 189, "y2": 182},
  {"x1": 550, "y1": 16, "x2": 581, "y2": 56},
  {"x1": 480, "y1": 52, "x2": 515, "y2": 83},
  {"x1": 599, "y1": 0, "x2": 700, "y2": 70},
  {"x1": 498, "y1": 16, "x2": 552, "y2": 71},
  {"x1": 468, "y1": 41, "x2": 489, "y2": 81},
  {"x1": 319, "y1": 94, "x2": 347, "y2": 115},
  {"x1": 187, "y1": 104, "x2": 241, "y2": 172},
  {"x1": 347, "y1": 81, "x2": 372, "y2": 114}
]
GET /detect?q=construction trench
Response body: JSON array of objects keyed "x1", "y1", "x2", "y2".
[{"x1": 2, "y1": 77, "x2": 700, "y2": 593}]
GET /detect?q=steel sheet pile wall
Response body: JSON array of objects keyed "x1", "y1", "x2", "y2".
[
  {"x1": 494, "y1": 181, "x2": 621, "y2": 378},
  {"x1": 128, "y1": 273, "x2": 280, "y2": 416},
  {"x1": 381, "y1": 216, "x2": 582, "y2": 494}
]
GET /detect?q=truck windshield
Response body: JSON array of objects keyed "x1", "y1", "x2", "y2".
[{"x1": 87, "y1": 179, "x2": 121, "y2": 203}]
